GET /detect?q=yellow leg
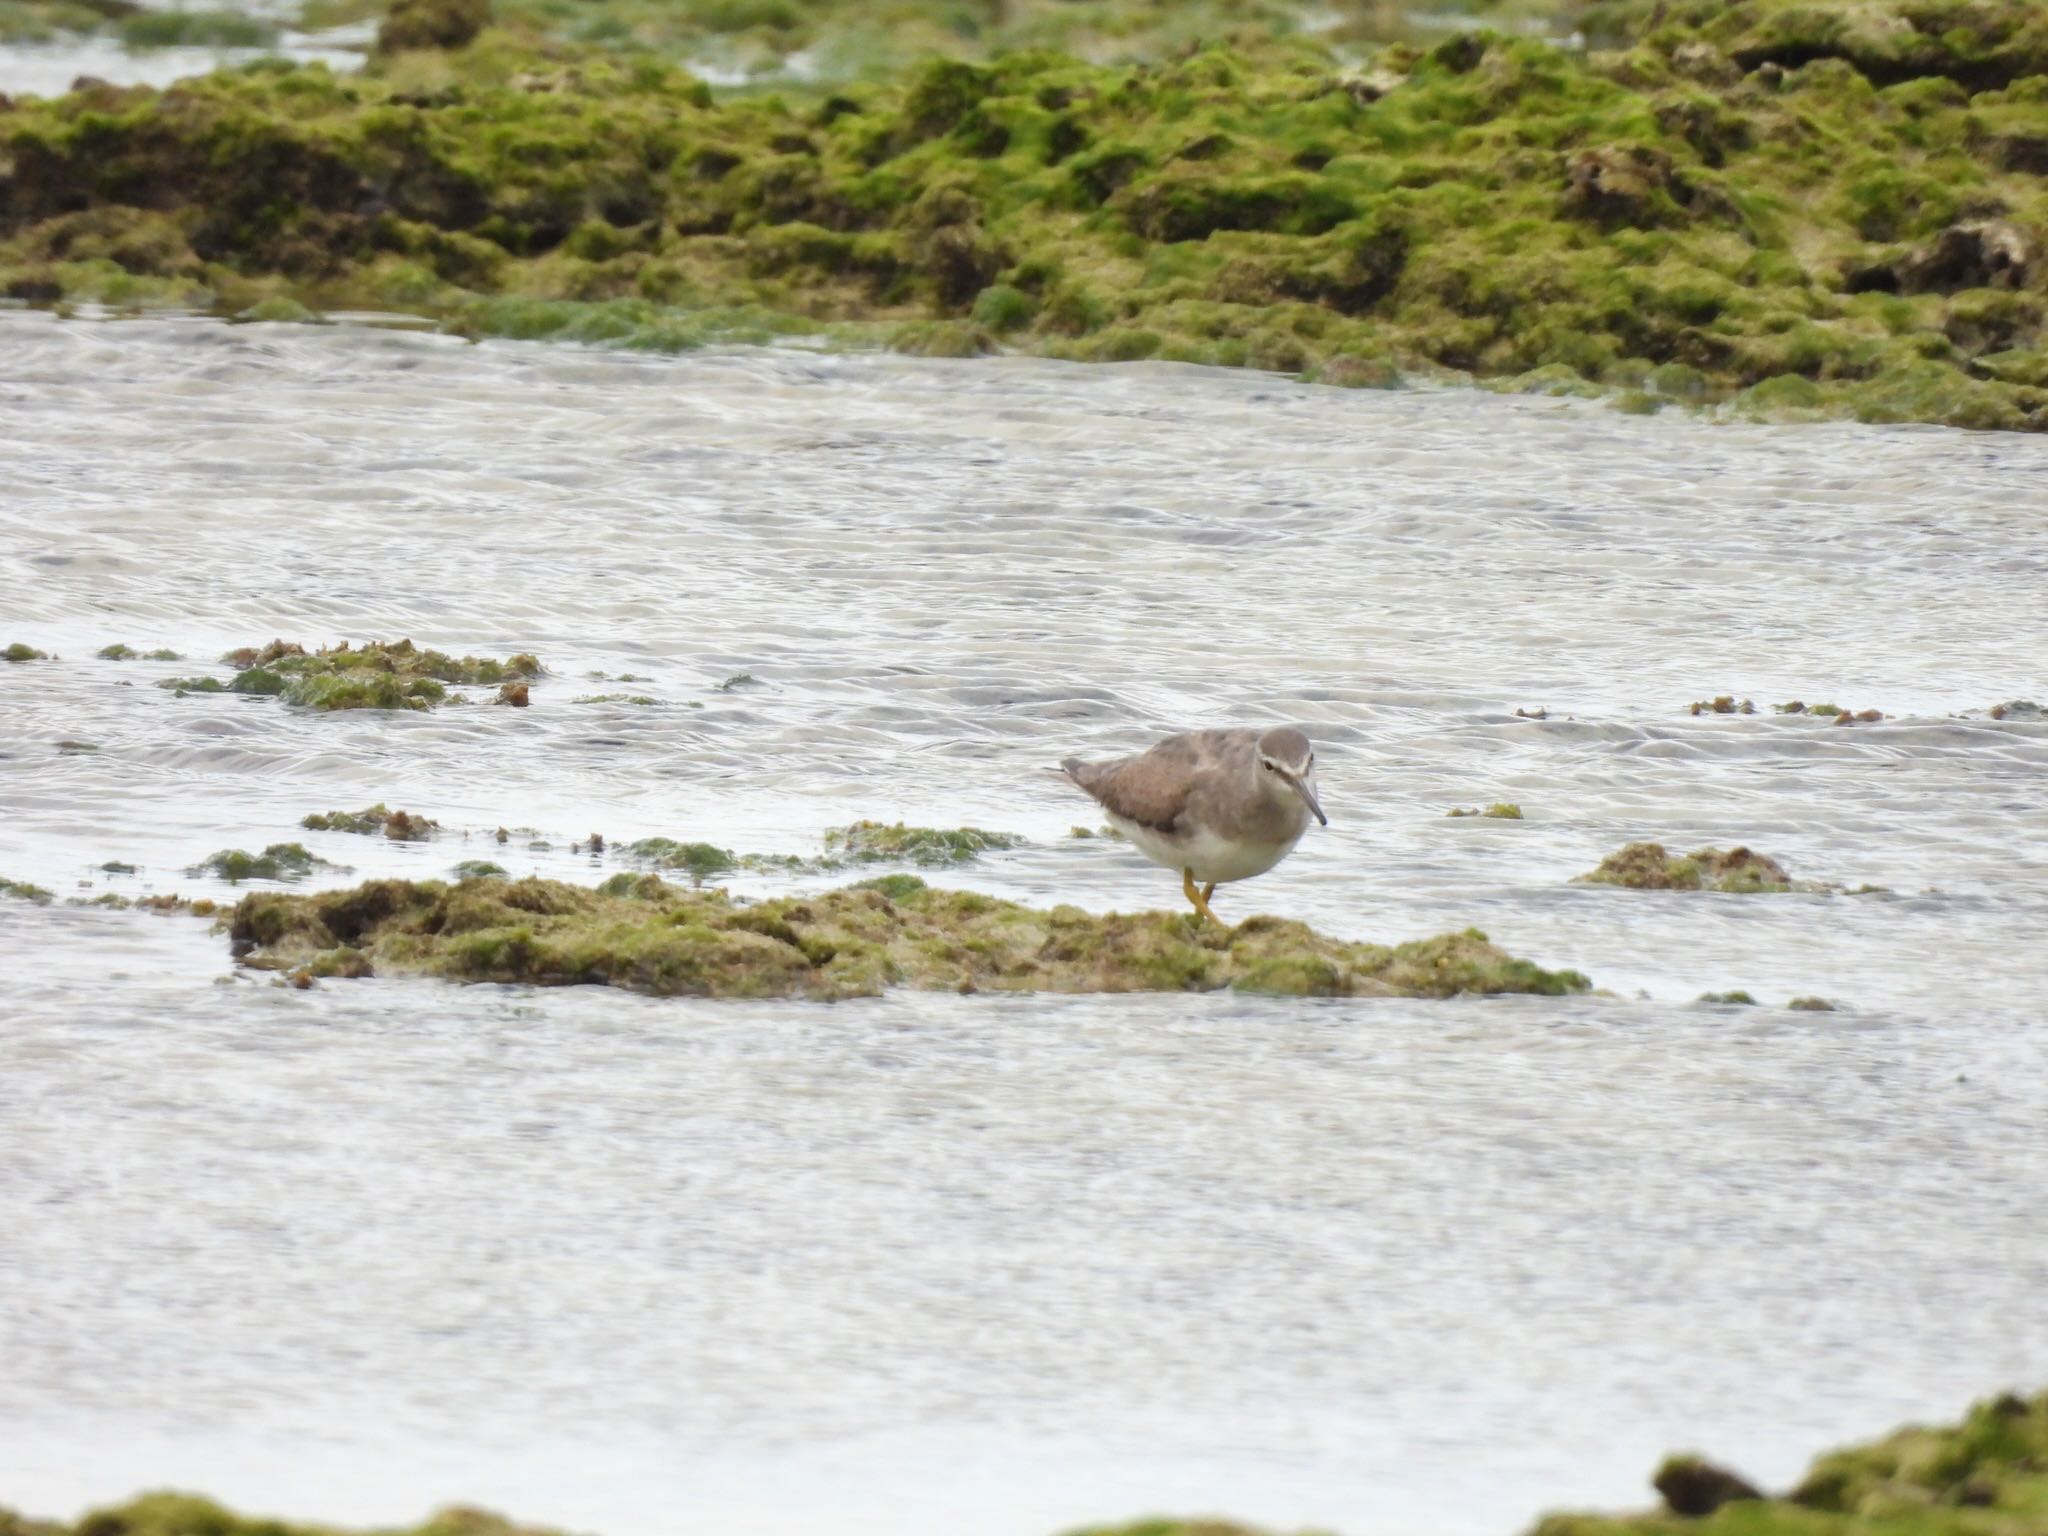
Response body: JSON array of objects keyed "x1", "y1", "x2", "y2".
[{"x1": 1182, "y1": 868, "x2": 1222, "y2": 925}]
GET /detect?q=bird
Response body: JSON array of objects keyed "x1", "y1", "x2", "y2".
[{"x1": 1060, "y1": 726, "x2": 1326, "y2": 925}]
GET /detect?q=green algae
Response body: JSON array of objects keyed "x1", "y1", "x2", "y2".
[
  {"x1": 2, "y1": 9, "x2": 2044, "y2": 429},
  {"x1": 452, "y1": 859, "x2": 508, "y2": 878},
  {"x1": 823, "y1": 819, "x2": 1025, "y2": 865},
  {"x1": 153, "y1": 640, "x2": 548, "y2": 712},
  {"x1": 1697, "y1": 989, "x2": 1757, "y2": 1005},
  {"x1": 626, "y1": 837, "x2": 739, "y2": 882},
  {"x1": 302, "y1": 804, "x2": 439, "y2": 839},
  {"x1": 0, "y1": 877, "x2": 56, "y2": 904},
  {"x1": 0, "y1": 1492, "x2": 563, "y2": 1536},
  {"x1": 4, "y1": 644, "x2": 48, "y2": 662},
  {"x1": 118, "y1": 7, "x2": 276, "y2": 48},
  {"x1": 1688, "y1": 696, "x2": 1755, "y2": 715},
  {"x1": 573, "y1": 692, "x2": 659, "y2": 705},
  {"x1": 1449, "y1": 802, "x2": 1524, "y2": 818},
  {"x1": 1533, "y1": 1389, "x2": 2048, "y2": 1534},
  {"x1": 224, "y1": 873, "x2": 1591, "y2": 1000},
  {"x1": 1578, "y1": 841, "x2": 1800, "y2": 893},
  {"x1": 1787, "y1": 995, "x2": 1836, "y2": 1010},
  {"x1": 188, "y1": 842, "x2": 335, "y2": 883}
]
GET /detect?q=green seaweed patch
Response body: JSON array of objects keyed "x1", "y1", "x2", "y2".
[
  {"x1": 574, "y1": 693, "x2": 659, "y2": 705},
  {"x1": 157, "y1": 675, "x2": 229, "y2": 694},
  {"x1": 1697, "y1": 990, "x2": 1757, "y2": 1005},
  {"x1": 199, "y1": 639, "x2": 544, "y2": 712},
  {"x1": 302, "y1": 804, "x2": 440, "y2": 840},
  {"x1": 1, "y1": 876, "x2": 55, "y2": 904},
  {"x1": 1448, "y1": 803, "x2": 1524, "y2": 819},
  {"x1": 823, "y1": 820, "x2": 1024, "y2": 866},
  {"x1": 453, "y1": 859, "x2": 509, "y2": 878},
  {"x1": 224, "y1": 874, "x2": 1592, "y2": 1001},
  {"x1": 1578, "y1": 842, "x2": 1808, "y2": 893},
  {"x1": 188, "y1": 842, "x2": 337, "y2": 884},
  {"x1": 1688, "y1": 696, "x2": 1755, "y2": 715},
  {"x1": 1787, "y1": 996, "x2": 1837, "y2": 1011},
  {"x1": 5, "y1": 643, "x2": 48, "y2": 662},
  {"x1": 4, "y1": 1493, "x2": 564, "y2": 1536},
  {"x1": 1534, "y1": 1389, "x2": 2048, "y2": 1532},
  {"x1": 1774, "y1": 701, "x2": 1886, "y2": 723}
]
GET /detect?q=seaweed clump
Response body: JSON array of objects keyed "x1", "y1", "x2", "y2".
[
  {"x1": 302, "y1": 804, "x2": 440, "y2": 839},
  {"x1": 158, "y1": 640, "x2": 544, "y2": 712},
  {"x1": 823, "y1": 820, "x2": 1024, "y2": 865},
  {"x1": 1, "y1": 877, "x2": 56, "y2": 904},
  {"x1": 0, "y1": 1494, "x2": 562, "y2": 1536},
  {"x1": 188, "y1": 842, "x2": 335, "y2": 883},
  {"x1": 225, "y1": 873, "x2": 1591, "y2": 1001},
  {"x1": 1448, "y1": 803, "x2": 1524, "y2": 819},
  {"x1": 1533, "y1": 1389, "x2": 2048, "y2": 1533},
  {"x1": 5, "y1": 644, "x2": 47, "y2": 662},
  {"x1": 1578, "y1": 841, "x2": 1797, "y2": 893}
]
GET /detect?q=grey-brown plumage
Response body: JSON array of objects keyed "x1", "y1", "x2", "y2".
[{"x1": 1061, "y1": 726, "x2": 1326, "y2": 923}]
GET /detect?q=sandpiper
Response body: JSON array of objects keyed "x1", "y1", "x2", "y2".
[{"x1": 1061, "y1": 726, "x2": 1326, "y2": 924}]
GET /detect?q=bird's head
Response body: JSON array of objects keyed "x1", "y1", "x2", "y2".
[{"x1": 1256, "y1": 726, "x2": 1326, "y2": 826}]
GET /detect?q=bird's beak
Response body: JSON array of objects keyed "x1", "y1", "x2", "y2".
[{"x1": 1285, "y1": 772, "x2": 1327, "y2": 827}]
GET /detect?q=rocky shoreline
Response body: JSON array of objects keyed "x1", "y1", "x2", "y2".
[{"x1": 2, "y1": 0, "x2": 2043, "y2": 428}]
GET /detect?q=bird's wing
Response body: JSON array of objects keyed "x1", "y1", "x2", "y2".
[{"x1": 1063, "y1": 734, "x2": 1206, "y2": 834}]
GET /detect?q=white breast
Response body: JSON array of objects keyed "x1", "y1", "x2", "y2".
[{"x1": 1108, "y1": 814, "x2": 1305, "y2": 885}]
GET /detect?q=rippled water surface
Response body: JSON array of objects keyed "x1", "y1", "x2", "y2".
[{"x1": 2, "y1": 309, "x2": 2046, "y2": 1536}]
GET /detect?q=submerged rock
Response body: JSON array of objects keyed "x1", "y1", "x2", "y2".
[
  {"x1": 224, "y1": 875, "x2": 1592, "y2": 1001},
  {"x1": 823, "y1": 820, "x2": 1025, "y2": 865},
  {"x1": 188, "y1": 843, "x2": 335, "y2": 883},
  {"x1": 4, "y1": 643, "x2": 47, "y2": 662},
  {"x1": 1578, "y1": 842, "x2": 1797, "y2": 893}
]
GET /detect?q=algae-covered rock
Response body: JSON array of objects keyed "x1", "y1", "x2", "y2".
[
  {"x1": 3, "y1": 7, "x2": 2045, "y2": 430},
  {"x1": 1651, "y1": 1453, "x2": 1762, "y2": 1515},
  {"x1": 1578, "y1": 842, "x2": 1797, "y2": 893},
  {"x1": 4, "y1": 643, "x2": 47, "y2": 662},
  {"x1": 823, "y1": 820, "x2": 1024, "y2": 865},
  {"x1": 0, "y1": 877, "x2": 56, "y2": 904},
  {"x1": 5, "y1": 1493, "x2": 561, "y2": 1536},
  {"x1": 376, "y1": 0, "x2": 490, "y2": 53},
  {"x1": 302, "y1": 804, "x2": 439, "y2": 839},
  {"x1": 1448, "y1": 803, "x2": 1524, "y2": 819},
  {"x1": 1533, "y1": 1390, "x2": 2048, "y2": 1536},
  {"x1": 189, "y1": 843, "x2": 335, "y2": 883},
  {"x1": 202, "y1": 640, "x2": 543, "y2": 711},
  {"x1": 225, "y1": 874, "x2": 1592, "y2": 1001}
]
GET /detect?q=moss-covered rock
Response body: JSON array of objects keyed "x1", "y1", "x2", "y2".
[
  {"x1": 224, "y1": 874, "x2": 1591, "y2": 1000},
  {"x1": 822, "y1": 819, "x2": 1024, "y2": 865},
  {"x1": 1578, "y1": 841, "x2": 1798, "y2": 892},
  {"x1": 2, "y1": 7, "x2": 2043, "y2": 429},
  {"x1": 4, "y1": 643, "x2": 48, "y2": 662},
  {"x1": 302, "y1": 804, "x2": 439, "y2": 839},
  {"x1": 1533, "y1": 1389, "x2": 2048, "y2": 1535},
  {"x1": 189, "y1": 843, "x2": 336, "y2": 883},
  {"x1": 153, "y1": 640, "x2": 542, "y2": 711}
]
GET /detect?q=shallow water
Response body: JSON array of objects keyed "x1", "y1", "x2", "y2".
[{"x1": 2, "y1": 308, "x2": 2046, "y2": 1535}]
